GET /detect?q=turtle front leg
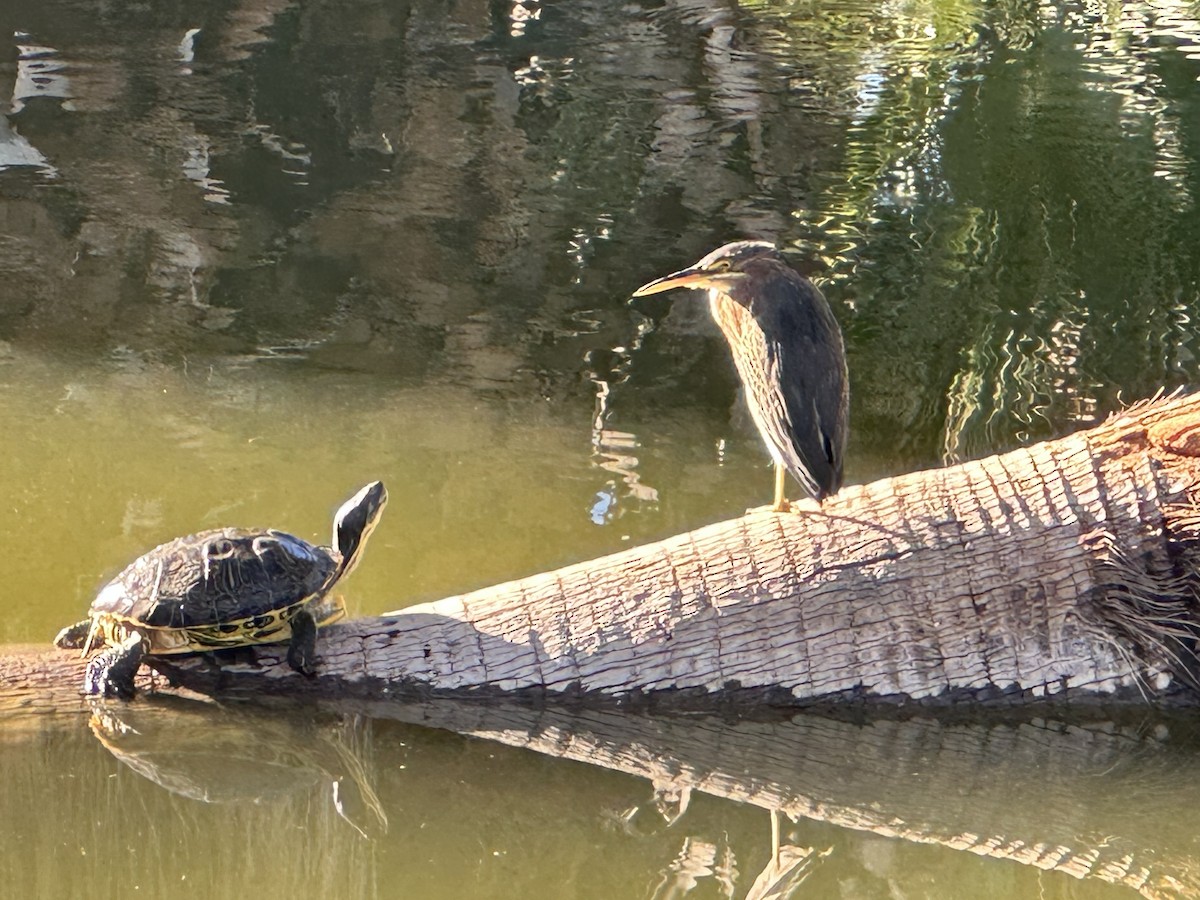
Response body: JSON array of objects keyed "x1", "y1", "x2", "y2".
[
  {"x1": 54, "y1": 619, "x2": 92, "y2": 650},
  {"x1": 287, "y1": 607, "x2": 319, "y2": 676},
  {"x1": 84, "y1": 633, "x2": 146, "y2": 699}
]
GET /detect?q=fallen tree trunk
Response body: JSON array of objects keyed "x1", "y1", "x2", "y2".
[{"x1": 16, "y1": 391, "x2": 1200, "y2": 709}]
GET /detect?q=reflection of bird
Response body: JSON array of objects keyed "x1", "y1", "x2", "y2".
[{"x1": 632, "y1": 241, "x2": 849, "y2": 512}]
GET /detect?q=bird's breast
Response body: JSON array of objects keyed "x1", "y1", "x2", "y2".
[{"x1": 708, "y1": 291, "x2": 758, "y2": 345}]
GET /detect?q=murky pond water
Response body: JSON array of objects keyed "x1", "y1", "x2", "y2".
[
  {"x1": 4, "y1": 0, "x2": 1200, "y2": 895},
  {"x1": 8, "y1": 696, "x2": 1194, "y2": 900}
]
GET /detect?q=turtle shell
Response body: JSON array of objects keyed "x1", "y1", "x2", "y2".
[{"x1": 90, "y1": 527, "x2": 339, "y2": 654}]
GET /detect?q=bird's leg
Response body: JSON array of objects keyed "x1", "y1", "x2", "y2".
[
  {"x1": 770, "y1": 808, "x2": 781, "y2": 874},
  {"x1": 771, "y1": 463, "x2": 791, "y2": 513}
]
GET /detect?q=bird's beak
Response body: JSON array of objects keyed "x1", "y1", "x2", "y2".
[{"x1": 630, "y1": 267, "x2": 741, "y2": 299}]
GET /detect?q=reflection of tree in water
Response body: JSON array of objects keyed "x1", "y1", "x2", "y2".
[
  {"x1": 1, "y1": 0, "x2": 1200, "y2": 464},
  {"x1": 808, "y1": 0, "x2": 1200, "y2": 466},
  {"x1": 385, "y1": 698, "x2": 1200, "y2": 899}
]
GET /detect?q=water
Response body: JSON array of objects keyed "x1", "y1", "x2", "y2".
[
  {"x1": 3, "y1": 0, "x2": 1200, "y2": 895},
  {"x1": 3, "y1": 697, "x2": 1188, "y2": 899}
]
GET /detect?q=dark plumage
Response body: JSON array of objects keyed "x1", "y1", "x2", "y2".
[{"x1": 632, "y1": 241, "x2": 849, "y2": 510}]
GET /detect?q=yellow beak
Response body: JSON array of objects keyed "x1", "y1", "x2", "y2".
[{"x1": 630, "y1": 268, "x2": 742, "y2": 298}]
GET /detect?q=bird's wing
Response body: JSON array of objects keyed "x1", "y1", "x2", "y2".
[{"x1": 752, "y1": 281, "x2": 849, "y2": 499}]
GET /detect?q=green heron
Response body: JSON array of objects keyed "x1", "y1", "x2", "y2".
[{"x1": 631, "y1": 241, "x2": 849, "y2": 512}]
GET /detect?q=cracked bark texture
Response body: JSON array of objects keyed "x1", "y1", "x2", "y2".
[{"x1": 18, "y1": 391, "x2": 1200, "y2": 708}]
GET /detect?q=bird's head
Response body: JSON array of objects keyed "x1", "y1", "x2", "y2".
[{"x1": 630, "y1": 241, "x2": 784, "y2": 300}]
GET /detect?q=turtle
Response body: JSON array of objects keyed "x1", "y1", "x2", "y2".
[{"x1": 54, "y1": 481, "x2": 388, "y2": 698}]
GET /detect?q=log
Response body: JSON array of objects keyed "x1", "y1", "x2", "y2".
[{"x1": 14, "y1": 390, "x2": 1200, "y2": 709}]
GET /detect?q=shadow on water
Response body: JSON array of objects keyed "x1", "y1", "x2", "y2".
[
  {"x1": 2, "y1": 694, "x2": 1195, "y2": 899},
  {"x1": 0, "y1": 0, "x2": 1198, "y2": 476}
]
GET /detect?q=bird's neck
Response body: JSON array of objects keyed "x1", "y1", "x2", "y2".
[{"x1": 708, "y1": 290, "x2": 755, "y2": 343}]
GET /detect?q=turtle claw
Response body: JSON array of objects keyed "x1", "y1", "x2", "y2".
[
  {"x1": 83, "y1": 634, "x2": 145, "y2": 699},
  {"x1": 84, "y1": 658, "x2": 133, "y2": 699}
]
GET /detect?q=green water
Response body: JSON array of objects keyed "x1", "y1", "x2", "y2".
[
  {"x1": 3, "y1": 698, "x2": 1184, "y2": 900},
  {"x1": 4, "y1": 0, "x2": 1200, "y2": 895}
]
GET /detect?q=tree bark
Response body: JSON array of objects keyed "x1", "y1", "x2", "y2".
[{"x1": 14, "y1": 391, "x2": 1200, "y2": 709}]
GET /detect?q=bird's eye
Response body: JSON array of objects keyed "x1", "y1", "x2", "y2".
[{"x1": 708, "y1": 259, "x2": 731, "y2": 273}]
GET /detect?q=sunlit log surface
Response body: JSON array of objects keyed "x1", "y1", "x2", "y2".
[{"x1": 13, "y1": 391, "x2": 1200, "y2": 709}]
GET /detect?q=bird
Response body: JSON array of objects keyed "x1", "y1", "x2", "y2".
[{"x1": 631, "y1": 240, "x2": 849, "y2": 512}]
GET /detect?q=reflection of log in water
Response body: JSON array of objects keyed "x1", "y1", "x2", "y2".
[
  {"x1": 4, "y1": 667, "x2": 1198, "y2": 897},
  {"x1": 358, "y1": 697, "x2": 1200, "y2": 899}
]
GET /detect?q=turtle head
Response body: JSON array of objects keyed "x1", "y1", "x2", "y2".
[{"x1": 332, "y1": 481, "x2": 388, "y2": 578}]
